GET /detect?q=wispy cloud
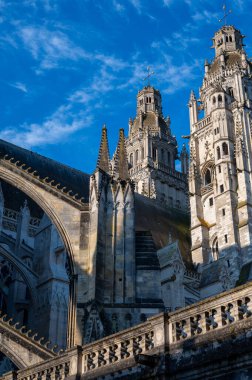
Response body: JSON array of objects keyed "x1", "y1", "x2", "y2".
[
  {"x1": 18, "y1": 25, "x2": 88, "y2": 72},
  {"x1": 112, "y1": 0, "x2": 125, "y2": 13},
  {"x1": 163, "y1": 0, "x2": 174, "y2": 7},
  {"x1": 192, "y1": 9, "x2": 219, "y2": 24},
  {"x1": 128, "y1": 0, "x2": 142, "y2": 14},
  {"x1": 9, "y1": 82, "x2": 28, "y2": 93},
  {"x1": 0, "y1": 101, "x2": 92, "y2": 148}
]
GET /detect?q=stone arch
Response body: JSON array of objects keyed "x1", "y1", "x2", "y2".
[
  {"x1": 0, "y1": 245, "x2": 37, "y2": 304},
  {"x1": 0, "y1": 165, "x2": 83, "y2": 347},
  {"x1": 201, "y1": 160, "x2": 215, "y2": 185},
  {"x1": 0, "y1": 167, "x2": 75, "y2": 273}
]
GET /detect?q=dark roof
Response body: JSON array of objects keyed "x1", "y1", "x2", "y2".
[
  {"x1": 200, "y1": 258, "x2": 225, "y2": 287},
  {"x1": 134, "y1": 194, "x2": 192, "y2": 267},
  {"x1": 0, "y1": 140, "x2": 90, "y2": 202}
]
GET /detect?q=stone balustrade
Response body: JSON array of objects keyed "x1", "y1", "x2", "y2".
[
  {"x1": 2, "y1": 282, "x2": 252, "y2": 379},
  {"x1": 194, "y1": 115, "x2": 211, "y2": 131},
  {"x1": 2, "y1": 207, "x2": 41, "y2": 236},
  {"x1": 153, "y1": 162, "x2": 187, "y2": 182},
  {"x1": 201, "y1": 183, "x2": 213, "y2": 195},
  {"x1": 168, "y1": 282, "x2": 252, "y2": 344}
]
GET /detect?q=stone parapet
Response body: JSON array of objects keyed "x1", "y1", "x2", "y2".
[{"x1": 3, "y1": 282, "x2": 252, "y2": 379}]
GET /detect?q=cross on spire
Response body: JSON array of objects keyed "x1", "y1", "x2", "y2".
[
  {"x1": 219, "y1": 1, "x2": 232, "y2": 25},
  {"x1": 143, "y1": 66, "x2": 154, "y2": 87}
]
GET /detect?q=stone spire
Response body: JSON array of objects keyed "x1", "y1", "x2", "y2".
[
  {"x1": 113, "y1": 129, "x2": 129, "y2": 180},
  {"x1": 96, "y1": 125, "x2": 110, "y2": 174}
]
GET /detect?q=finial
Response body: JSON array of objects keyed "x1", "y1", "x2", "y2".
[
  {"x1": 143, "y1": 66, "x2": 155, "y2": 87},
  {"x1": 113, "y1": 129, "x2": 129, "y2": 180},
  {"x1": 96, "y1": 126, "x2": 110, "y2": 173},
  {"x1": 189, "y1": 90, "x2": 196, "y2": 101},
  {"x1": 219, "y1": 1, "x2": 232, "y2": 26}
]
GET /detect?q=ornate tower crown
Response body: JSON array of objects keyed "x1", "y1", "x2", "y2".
[
  {"x1": 137, "y1": 86, "x2": 162, "y2": 116},
  {"x1": 212, "y1": 25, "x2": 245, "y2": 57}
]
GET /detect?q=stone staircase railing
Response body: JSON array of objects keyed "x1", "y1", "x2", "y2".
[{"x1": 2, "y1": 282, "x2": 252, "y2": 379}]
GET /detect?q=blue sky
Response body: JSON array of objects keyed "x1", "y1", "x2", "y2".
[{"x1": 0, "y1": 0, "x2": 251, "y2": 174}]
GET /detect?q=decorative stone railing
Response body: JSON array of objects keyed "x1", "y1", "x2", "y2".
[
  {"x1": 168, "y1": 283, "x2": 252, "y2": 345},
  {"x1": 3, "y1": 283, "x2": 252, "y2": 379},
  {"x1": 153, "y1": 162, "x2": 187, "y2": 182},
  {"x1": 201, "y1": 183, "x2": 213, "y2": 195},
  {"x1": 129, "y1": 163, "x2": 143, "y2": 175},
  {"x1": 7, "y1": 347, "x2": 81, "y2": 380},
  {"x1": 2, "y1": 207, "x2": 41, "y2": 237},
  {"x1": 184, "y1": 269, "x2": 201, "y2": 280},
  {"x1": 195, "y1": 115, "x2": 211, "y2": 131}
]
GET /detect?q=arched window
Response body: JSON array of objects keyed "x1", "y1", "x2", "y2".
[
  {"x1": 212, "y1": 237, "x2": 219, "y2": 261},
  {"x1": 218, "y1": 94, "x2": 223, "y2": 103},
  {"x1": 141, "y1": 147, "x2": 144, "y2": 160},
  {"x1": 205, "y1": 169, "x2": 212, "y2": 185},
  {"x1": 168, "y1": 196, "x2": 173, "y2": 207},
  {"x1": 222, "y1": 142, "x2": 228, "y2": 155},
  {"x1": 217, "y1": 146, "x2": 221, "y2": 160},
  {"x1": 226, "y1": 36, "x2": 228, "y2": 42},
  {"x1": 149, "y1": 97, "x2": 151, "y2": 103},
  {"x1": 146, "y1": 97, "x2": 148, "y2": 103},
  {"x1": 229, "y1": 88, "x2": 234, "y2": 97},
  {"x1": 167, "y1": 151, "x2": 171, "y2": 166},
  {"x1": 130, "y1": 153, "x2": 133, "y2": 166},
  {"x1": 135, "y1": 150, "x2": 139, "y2": 164},
  {"x1": 152, "y1": 147, "x2": 157, "y2": 161},
  {"x1": 229, "y1": 35, "x2": 232, "y2": 42},
  {"x1": 213, "y1": 96, "x2": 216, "y2": 104}
]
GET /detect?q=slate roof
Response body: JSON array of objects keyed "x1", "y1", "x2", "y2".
[{"x1": 0, "y1": 139, "x2": 90, "y2": 203}]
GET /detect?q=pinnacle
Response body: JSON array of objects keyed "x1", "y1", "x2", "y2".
[
  {"x1": 189, "y1": 90, "x2": 196, "y2": 101},
  {"x1": 96, "y1": 125, "x2": 110, "y2": 173},
  {"x1": 113, "y1": 128, "x2": 129, "y2": 181}
]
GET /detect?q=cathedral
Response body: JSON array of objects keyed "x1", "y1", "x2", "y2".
[{"x1": 1, "y1": 22, "x2": 252, "y2": 379}]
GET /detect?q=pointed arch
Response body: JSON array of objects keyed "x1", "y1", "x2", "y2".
[{"x1": 0, "y1": 165, "x2": 80, "y2": 347}]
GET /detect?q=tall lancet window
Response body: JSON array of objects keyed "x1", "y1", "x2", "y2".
[
  {"x1": 135, "y1": 150, "x2": 139, "y2": 164},
  {"x1": 205, "y1": 169, "x2": 212, "y2": 185},
  {"x1": 130, "y1": 153, "x2": 133, "y2": 166},
  {"x1": 152, "y1": 147, "x2": 157, "y2": 161},
  {"x1": 141, "y1": 147, "x2": 144, "y2": 160},
  {"x1": 212, "y1": 238, "x2": 219, "y2": 261}
]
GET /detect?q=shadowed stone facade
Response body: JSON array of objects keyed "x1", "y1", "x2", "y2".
[{"x1": 2, "y1": 22, "x2": 252, "y2": 380}]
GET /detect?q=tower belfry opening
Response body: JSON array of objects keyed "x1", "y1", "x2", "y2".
[{"x1": 126, "y1": 84, "x2": 188, "y2": 210}]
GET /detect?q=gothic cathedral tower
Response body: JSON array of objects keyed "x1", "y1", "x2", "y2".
[
  {"x1": 189, "y1": 25, "x2": 252, "y2": 281},
  {"x1": 126, "y1": 85, "x2": 188, "y2": 210}
]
